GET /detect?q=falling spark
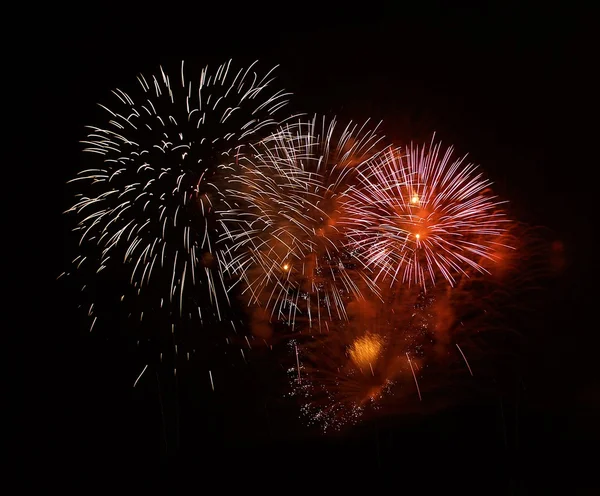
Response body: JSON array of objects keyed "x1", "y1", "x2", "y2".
[
  {"x1": 133, "y1": 364, "x2": 149, "y2": 387},
  {"x1": 456, "y1": 343, "x2": 474, "y2": 376},
  {"x1": 406, "y1": 353, "x2": 422, "y2": 401}
]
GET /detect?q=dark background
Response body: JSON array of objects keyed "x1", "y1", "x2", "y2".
[{"x1": 19, "y1": 2, "x2": 595, "y2": 493}]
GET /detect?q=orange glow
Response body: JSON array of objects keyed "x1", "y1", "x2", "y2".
[
  {"x1": 415, "y1": 233, "x2": 421, "y2": 240},
  {"x1": 349, "y1": 333, "x2": 384, "y2": 369},
  {"x1": 410, "y1": 194, "x2": 420, "y2": 204},
  {"x1": 282, "y1": 263, "x2": 289, "y2": 271}
]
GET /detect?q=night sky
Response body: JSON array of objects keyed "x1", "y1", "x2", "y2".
[{"x1": 22, "y1": 3, "x2": 596, "y2": 493}]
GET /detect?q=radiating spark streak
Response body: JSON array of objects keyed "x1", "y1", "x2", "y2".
[
  {"x1": 133, "y1": 364, "x2": 149, "y2": 387},
  {"x1": 456, "y1": 343, "x2": 474, "y2": 376},
  {"x1": 180, "y1": 261, "x2": 187, "y2": 317},
  {"x1": 407, "y1": 353, "x2": 422, "y2": 401},
  {"x1": 209, "y1": 370, "x2": 214, "y2": 391},
  {"x1": 170, "y1": 251, "x2": 178, "y2": 303}
]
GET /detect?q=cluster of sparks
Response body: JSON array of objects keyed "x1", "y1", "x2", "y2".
[
  {"x1": 343, "y1": 139, "x2": 509, "y2": 289},
  {"x1": 62, "y1": 60, "x2": 293, "y2": 378},
  {"x1": 63, "y1": 60, "x2": 527, "y2": 434},
  {"x1": 288, "y1": 287, "x2": 446, "y2": 431},
  {"x1": 219, "y1": 116, "x2": 384, "y2": 332},
  {"x1": 287, "y1": 335, "x2": 393, "y2": 432}
]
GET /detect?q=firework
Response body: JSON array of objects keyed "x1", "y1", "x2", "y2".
[
  {"x1": 287, "y1": 283, "x2": 447, "y2": 432},
  {"x1": 284, "y1": 246, "x2": 552, "y2": 434},
  {"x1": 286, "y1": 288, "x2": 469, "y2": 433},
  {"x1": 62, "y1": 60, "x2": 293, "y2": 375},
  {"x1": 219, "y1": 115, "x2": 385, "y2": 335},
  {"x1": 343, "y1": 136, "x2": 510, "y2": 289}
]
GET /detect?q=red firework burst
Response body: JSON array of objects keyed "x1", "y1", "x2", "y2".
[{"x1": 342, "y1": 136, "x2": 510, "y2": 289}]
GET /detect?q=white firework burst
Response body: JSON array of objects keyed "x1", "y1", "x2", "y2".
[{"x1": 63, "y1": 60, "x2": 293, "y2": 374}]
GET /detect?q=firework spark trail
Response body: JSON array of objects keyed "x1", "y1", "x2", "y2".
[
  {"x1": 406, "y1": 352, "x2": 422, "y2": 401},
  {"x1": 219, "y1": 115, "x2": 386, "y2": 333},
  {"x1": 64, "y1": 60, "x2": 294, "y2": 375},
  {"x1": 343, "y1": 135, "x2": 510, "y2": 289},
  {"x1": 133, "y1": 364, "x2": 149, "y2": 387},
  {"x1": 455, "y1": 343, "x2": 473, "y2": 376}
]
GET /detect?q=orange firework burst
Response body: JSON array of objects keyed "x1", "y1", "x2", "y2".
[
  {"x1": 219, "y1": 115, "x2": 385, "y2": 333},
  {"x1": 348, "y1": 332, "x2": 385, "y2": 370},
  {"x1": 287, "y1": 330, "x2": 395, "y2": 433},
  {"x1": 287, "y1": 284, "x2": 448, "y2": 433},
  {"x1": 284, "y1": 244, "x2": 557, "y2": 434},
  {"x1": 342, "y1": 136, "x2": 511, "y2": 289}
]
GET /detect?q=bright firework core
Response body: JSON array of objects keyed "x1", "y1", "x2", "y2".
[
  {"x1": 348, "y1": 332, "x2": 384, "y2": 371},
  {"x1": 344, "y1": 138, "x2": 509, "y2": 289}
]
